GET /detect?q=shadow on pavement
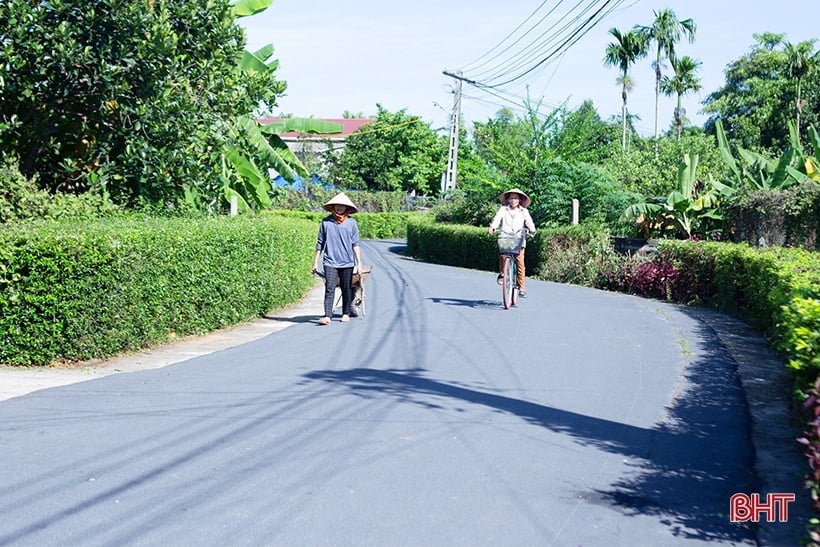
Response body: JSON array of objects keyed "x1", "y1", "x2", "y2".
[
  {"x1": 427, "y1": 297, "x2": 499, "y2": 309},
  {"x1": 261, "y1": 313, "x2": 318, "y2": 324},
  {"x1": 304, "y1": 322, "x2": 760, "y2": 544}
]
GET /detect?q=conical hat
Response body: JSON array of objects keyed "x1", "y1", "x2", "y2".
[
  {"x1": 323, "y1": 192, "x2": 358, "y2": 213},
  {"x1": 500, "y1": 188, "x2": 531, "y2": 208}
]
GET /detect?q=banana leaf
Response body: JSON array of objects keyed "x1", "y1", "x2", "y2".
[
  {"x1": 225, "y1": 149, "x2": 272, "y2": 209},
  {"x1": 259, "y1": 118, "x2": 344, "y2": 135},
  {"x1": 234, "y1": 115, "x2": 307, "y2": 181},
  {"x1": 232, "y1": 0, "x2": 272, "y2": 17},
  {"x1": 239, "y1": 50, "x2": 270, "y2": 73}
]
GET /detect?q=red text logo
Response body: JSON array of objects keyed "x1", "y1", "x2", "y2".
[{"x1": 730, "y1": 493, "x2": 795, "y2": 522}]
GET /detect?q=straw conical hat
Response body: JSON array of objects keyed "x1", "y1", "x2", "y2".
[
  {"x1": 323, "y1": 192, "x2": 358, "y2": 213},
  {"x1": 500, "y1": 188, "x2": 531, "y2": 208}
]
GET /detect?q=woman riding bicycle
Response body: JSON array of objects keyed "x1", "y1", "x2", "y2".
[{"x1": 487, "y1": 188, "x2": 536, "y2": 297}]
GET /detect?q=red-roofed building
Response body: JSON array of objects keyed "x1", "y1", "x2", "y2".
[{"x1": 257, "y1": 117, "x2": 371, "y2": 163}]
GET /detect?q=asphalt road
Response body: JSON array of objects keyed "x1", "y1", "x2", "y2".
[{"x1": 0, "y1": 239, "x2": 808, "y2": 546}]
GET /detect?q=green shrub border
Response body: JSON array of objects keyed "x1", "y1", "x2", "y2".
[
  {"x1": 0, "y1": 215, "x2": 316, "y2": 365},
  {"x1": 267, "y1": 209, "x2": 417, "y2": 240}
]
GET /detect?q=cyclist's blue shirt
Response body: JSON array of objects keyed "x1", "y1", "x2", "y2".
[{"x1": 316, "y1": 215, "x2": 360, "y2": 268}]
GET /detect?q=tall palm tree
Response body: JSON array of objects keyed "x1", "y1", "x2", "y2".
[
  {"x1": 784, "y1": 40, "x2": 819, "y2": 139},
  {"x1": 660, "y1": 55, "x2": 702, "y2": 140},
  {"x1": 603, "y1": 28, "x2": 648, "y2": 152},
  {"x1": 635, "y1": 9, "x2": 696, "y2": 158}
]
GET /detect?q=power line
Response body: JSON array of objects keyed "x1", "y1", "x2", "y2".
[
  {"x1": 466, "y1": 0, "x2": 592, "y2": 83},
  {"x1": 458, "y1": 0, "x2": 552, "y2": 74},
  {"x1": 455, "y1": 0, "x2": 628, "y2": 93}
]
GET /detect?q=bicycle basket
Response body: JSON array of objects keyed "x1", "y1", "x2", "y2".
[{"x1": 497, "y1": 232, "x2": 524, "y2": 254}]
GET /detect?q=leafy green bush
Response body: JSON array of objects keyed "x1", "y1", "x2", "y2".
[
  {"x1": 428, "y1": 189, "x2": 498, "y2": 227},
  {"x1": 725, "y1": 182, "x2": 820, "y2": 250},
  {"x1": 603, "y1": 241, "x2": 820, "y2": 394},
  {"x1": 267, "y1": 209, "x2": 416, "y2": 239},
  {"x1": 406, "y1": 217, "x2": 497, "y2": 272},
  {"x1": 0, "y1": 216, "x2": 315, "y2": 365},
  {"x1": 0, "y1": 157, "x2": 119, "y2": 223},
  {"x1": 529, "y1": 225, "x2": 615, "y2": 286}
]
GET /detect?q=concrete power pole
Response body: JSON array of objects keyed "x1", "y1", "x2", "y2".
[{"x1": 441, "y1": 70, "x2": 463, "y2": 192}]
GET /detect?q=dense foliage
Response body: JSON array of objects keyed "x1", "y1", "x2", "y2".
[
  {"x1": 0, "y1": 156, "x2": 119, "y2": 222},
  {"x1": 702, "y1": 33, "x2": 820, "y2": 151},
  {"x1": 322, "y1": 105, "x2": 446, "y2": 194},
  {"x1": 0, "y1": 0, "x2": 282, "y2": 207}
]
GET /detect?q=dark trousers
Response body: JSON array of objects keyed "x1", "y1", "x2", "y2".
[{"x1": 323, "y1": 265, "x2": 354, "y2": 317}]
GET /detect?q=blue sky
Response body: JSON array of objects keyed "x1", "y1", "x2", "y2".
[{"x1": 240, "y1": 1, "x2": 817, "y2": 136}]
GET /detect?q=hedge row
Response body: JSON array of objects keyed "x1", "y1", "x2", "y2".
[
  {"x1": 267, "y1": 210, "x2": 415, "y2": 239},
  {"x1": 647, "y1": 241, "x2": 820, "y2": 393},
  {"x1": 0, "y1": 215, "x2": 316, "y2": 366},
  {"x1": 406, "y1": 218, "x2": 614, "y2": 285}
]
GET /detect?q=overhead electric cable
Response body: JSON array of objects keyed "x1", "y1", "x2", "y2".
[
  {"x1": 466, "y1": 0, "x2": 593, "y2": 82},
  {"x1": 459, "y1": 0, "x2": 552, "y2": 73},
  {"x1": 458, "y1": 0, "x2": 627, "y2": 90}
]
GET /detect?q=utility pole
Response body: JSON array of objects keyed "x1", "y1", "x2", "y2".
[{"x1": 441, "y1": 70, "x2": 464, "y2": 192}]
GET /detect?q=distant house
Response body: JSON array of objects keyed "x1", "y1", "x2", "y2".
[{"x1": 257, "y1": 117, "x2": 371, "y2": 164}]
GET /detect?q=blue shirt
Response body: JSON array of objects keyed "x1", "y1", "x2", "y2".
[{"x1": 316, "y1": 215, "x2": 360, "y2": 268}]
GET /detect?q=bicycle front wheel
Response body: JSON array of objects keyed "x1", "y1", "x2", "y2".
[{"x1": 502, "y1": 255, "x2": 514, "y2": 309}]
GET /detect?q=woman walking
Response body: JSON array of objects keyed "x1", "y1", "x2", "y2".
[{"x1": 312, "y1": 193, "x2": 363, "y2": 324}]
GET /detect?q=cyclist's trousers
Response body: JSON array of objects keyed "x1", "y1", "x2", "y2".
[{"x1": 498, "y1": 246, "x2": 526, "y2": 291}]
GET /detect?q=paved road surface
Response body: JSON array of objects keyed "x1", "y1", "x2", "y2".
[{"x1": 0, "y1": 240, "x2": 808, "y2": 546}]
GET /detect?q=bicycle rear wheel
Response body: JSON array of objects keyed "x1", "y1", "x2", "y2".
[
  {"x1": 510, "y1": 257, "x2": 518, "y2": 307},
  {"x1": 502, "y1": 255, "x2": 514, "y2": 309}
]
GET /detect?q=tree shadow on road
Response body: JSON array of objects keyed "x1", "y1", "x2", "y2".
[
  {"x1": 304, "y1": 321, "x2": 759, "y2": 544},
  {"x1": 427, "y1": 297, "x2": 499, "y2": 309}
]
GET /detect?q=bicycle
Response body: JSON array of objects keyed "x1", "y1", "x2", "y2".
[{"x1": 496, "y1": 230, "x2": 526, "y2": 310}]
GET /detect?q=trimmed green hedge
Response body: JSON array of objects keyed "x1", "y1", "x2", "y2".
[
  {"x1": 406, "y1": 218, "x2": 614, "y2": 286},
  {"x1": 267, "y1": 209, "x2": 416, "y2": 239},
  {"x1": 0, "y1": 216, "x2": 316, "y2": 366},
  {"x1": 654, "y1": 241, "x2": 820, "y2": 393},
  {"x1": 406, "y1": 217, "x2": 498, "y2": 272}
]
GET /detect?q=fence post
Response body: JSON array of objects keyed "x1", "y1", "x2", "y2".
[{"x1": 572, "y1": 199, "x2": 579, "y2": 225}]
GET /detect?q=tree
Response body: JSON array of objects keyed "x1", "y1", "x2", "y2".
[
  {"x1": 702, "y1": 34, "x2": 820, "y2": 151},
  {"x1": 550, "y1": 101, "x2": 621, "y2": 164},
  {"x1": 634, "y1": 9, "x2": 696, "y2": 158},
  {"x1": 0, "y1": 0, "x2": 284, "y2": 208},
  {"x1": 660, "y1": 55, "x2": 702, "y2": 140},
  {"x1": 784, "y1": 40, "x2": 820, "y2": 139},
  {"x1": 603, "y1": 28, "x2": 648, "y2": 152},
  {"x1": 324, "y1": 105, "x2": 446, "y2": 194}
]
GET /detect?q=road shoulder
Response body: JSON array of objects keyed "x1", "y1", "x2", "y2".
[{"x1": 0, "y1": 282, "x2": 324, "y2": 402}]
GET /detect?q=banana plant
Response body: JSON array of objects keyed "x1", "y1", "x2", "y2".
[
  {"x1": 716, "y1": 119, "x2": 813, "y2": 190},
  {"x1": 788, "y1": 121, "x2": 820, "y2": 183},
  {"x1": 625, "y1": 153, "x2": 725, "y2": 239},
  {"x1": 222, "y1": 115, "x2": 342, "y2": 212},
  {"x1": 209, "y1": 0, "x2": 344, "y2": 212}
]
